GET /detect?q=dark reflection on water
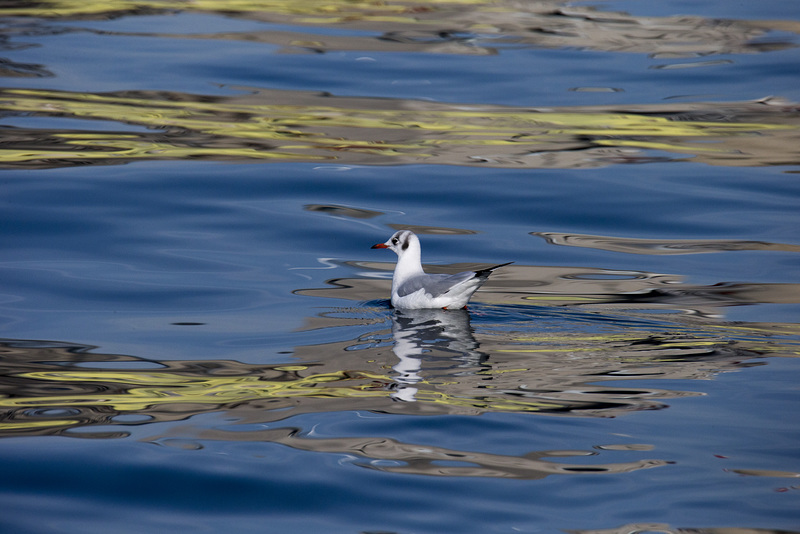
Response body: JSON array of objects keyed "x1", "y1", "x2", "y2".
[
  {"x1": 0, "y1": 58, "x2": 53, "y2": 78},
  {"x1": 0, "y1": 285, "x2": 796, "y2": 483},
  {"x1": 3, "y1": 0, "x2": 797, "y2": 58},
  {"x1": 301, "y1": 260, "x2": 800, "y2": 320},
  {"x1": 0, "y1": 313, "x2": 784, "y2": 478},
  {"x1": 567, "y1": 525, "x2": 800, "y2": 534},
  {"x1": 533, "y1": 233, "x2": 800, "y2": 255},
  {"x1": 155, "y1": 425, "x2": 671, "y2": 479},
  {"x1": 0, "y1": 286, "x2": 794, "y2": 440}
]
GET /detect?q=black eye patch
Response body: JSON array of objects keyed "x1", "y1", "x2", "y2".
[{"x1": 402, "y1": 240, "x2": 409, "y2": 250}]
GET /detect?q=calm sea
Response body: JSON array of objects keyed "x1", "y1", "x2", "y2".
[{"x1": 1, "y1": 1, "x2": 799, "y2": 533}]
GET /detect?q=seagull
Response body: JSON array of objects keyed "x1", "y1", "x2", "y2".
[{"x1": 371, "y1": 230, "x2": 512, "y2": 309}]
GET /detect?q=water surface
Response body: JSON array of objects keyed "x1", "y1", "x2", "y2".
[{"x1": 0, "y1": 1, "x2": 799, "y2": 533}]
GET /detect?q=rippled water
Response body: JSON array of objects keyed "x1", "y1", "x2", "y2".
[{"x1": 1, "y1": 1, "x2": 799, "y2": 533}]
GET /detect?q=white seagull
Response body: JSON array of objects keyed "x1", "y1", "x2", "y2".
[{"x1": 371, "y1": 230, "x2": 512, "y2": 309}]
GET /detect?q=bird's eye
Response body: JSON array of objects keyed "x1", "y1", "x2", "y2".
[{"x1": 391, "y1": 238, "x2": 399, "y2": 245}]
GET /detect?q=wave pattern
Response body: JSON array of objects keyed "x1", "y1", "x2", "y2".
[{"x1": 1, "y1": 88, "x2": 797, "y2": 169}]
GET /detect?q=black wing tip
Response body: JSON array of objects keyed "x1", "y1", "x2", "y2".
[{"x1": 474, "y1": 261, "x2": 513, "y2": 276}]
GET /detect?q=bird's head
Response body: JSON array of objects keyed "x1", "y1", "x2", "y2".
[{"x1": 371, "y1": 230, "x2": 418, "y2": 256}]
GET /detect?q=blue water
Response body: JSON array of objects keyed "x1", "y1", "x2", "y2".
[{"x1": 1, "y1": 1, "x2": 800, "y2": 533}]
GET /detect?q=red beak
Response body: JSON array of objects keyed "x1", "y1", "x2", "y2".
[{"x1": 371, "y1": 243, "x2": 389, "y2": 249}]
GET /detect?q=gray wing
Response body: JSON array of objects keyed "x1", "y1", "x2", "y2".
[{"x1": 396, "y1": 272, "x2": 477, "y2": 298}]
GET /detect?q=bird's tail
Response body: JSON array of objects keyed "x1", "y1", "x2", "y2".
[{"x1": 474, "y1": 261, "x2": 513, "y2": 277}]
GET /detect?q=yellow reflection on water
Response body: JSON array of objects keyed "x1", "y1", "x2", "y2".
[
  {"x1": 1, "y1": 305, "x2": 797, "y2": 437},
  {"x1": 2, "y1": 369, "x2": 393, "y2": 414},
  {"x1": 0, "y1": 0, "x2": 472, "y2": 21},
  {"x1": 1, "y1": 88, "x2": 797, "y2": 169}
]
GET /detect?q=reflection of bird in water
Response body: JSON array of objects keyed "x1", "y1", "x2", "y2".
[
  {"x1": 372, "y1": 230, "x2": 511, "y2": 309},
  {"x1": 389, "y1": 308, "x2": 488, "y2": 402}
]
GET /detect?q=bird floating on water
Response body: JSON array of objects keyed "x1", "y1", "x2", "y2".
[{"x1": 371, "y1": 230, "x2": 512, "y2": 309}]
